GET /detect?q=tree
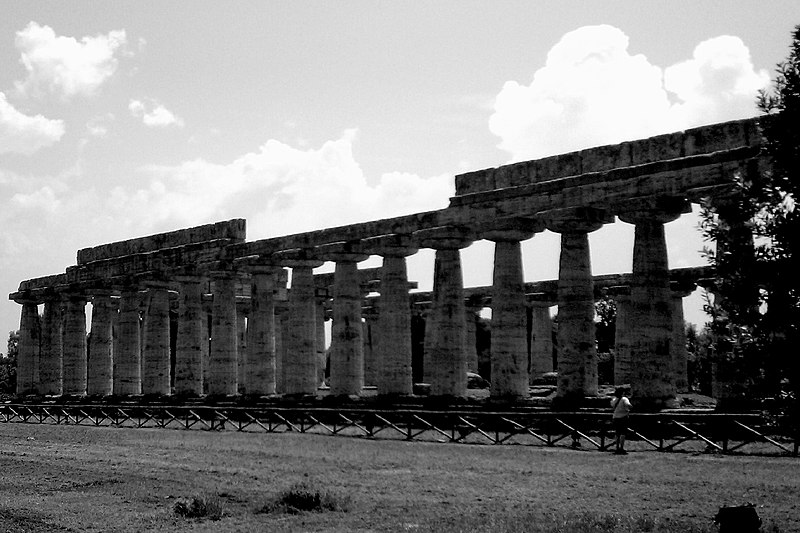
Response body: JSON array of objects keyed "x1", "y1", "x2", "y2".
[
  {"x1": 700, "y1": 25, "x2": 800, "y2": 412},
  {"x1": 0, "y1": 330, "x2": 19, "y2": 394},
  {"x1": 594, "y1": 294, "x2": 617, "y2": 354}
]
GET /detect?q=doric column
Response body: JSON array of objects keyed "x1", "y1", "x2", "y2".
[
  {"x1": 208, "y1": 270, "x2": 239, "y2": 396},
  {"x1": 115, "y1": 284, "x2": 142, "y2": 395},
  {"x1": 15, "y1": 297, "x2": 41, "y2": 395},
  {"x1": 547, "y1": 208, "x2": 609, "y2": 405},
  {"x1": 363, "y1": 234, "x2": 418, "y2": 397},
  {"x1": 236, "y1": 294, "x2": 249, "y2": 394},
  {"x1": 317, "y1": 241, "x2": 369, "y2": 397},
  {"x1": 142, "y1": 282, "x2": 172, "y2": 395},
  {"x1": 529, "y1": 300, "x2": 554, "y2": 382},
  {"x1": 415, "y1": 226, "x2": 473, "y2": 398},
  {"x1": 315, "y1": 289, "x2": 329, "y2": 387},
  {"x1": 464, "y1": 296, "x2": 483, "y2": 374},
  {"x1": 611, "y1": 290, "x2": 632, "y2": 386},
  {"x1": 362, "y1": 311, "x2": 378, "y2": 387},
  {"x1": 619, "y1": 197, "x2": 690, "y2": 409},
  {"x1": 273, "y1": 249, "x2": 324, "y2": 396},
  {"x1": 245, "y1": 266, "x2": 282, "y2": 396},
  {"x1": 39, "y1": 293, "x2": 63, "y2": 396},
  {"x1": 174, "y1": 276, "x2": 204, "y2": 396},
  {"x1": 274, "y1": 306, "x2": 289, "y2": 393},
  {"x1": 62, "y1": 293, "x2": 88, "y2": 395},
  {"x1": 201, "y1": 293, "x2": 212, "y2": 394},
  {"x1": 87, "y1": 291, "x2": 114, "y2": 396},
  {"x1": 482, "y1": 218, "x2": 542, "y2": 401},
  {"x1": 672, "y1": 284, "x2": 694, "y2": 393}
]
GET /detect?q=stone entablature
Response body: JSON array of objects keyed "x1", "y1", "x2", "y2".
[
  {"x1": 453, "y1": 118, "x2": 760, "y2": 195},
  {"x1": 8, "y1": 118, "x2": 763, "y2": 408}
]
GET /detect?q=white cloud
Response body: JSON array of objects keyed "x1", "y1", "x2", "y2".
[
  {"x1": 664, "y1": 35, "x2": 770, "y2": 128},
  {"x1": 86, "y1": 113, "x2": 115, "y2": 136},
  {"x1": 109, "y1": 130, "x2": 452, "y2": 238},
  {"x1": 14, "y1": 21, "x2": 127, "y2": 99},
  {"x1": 129, "y1": 99, "x2": 184, "y2": 128},
  {"x1": 0, "y1": 91, "x2": 65, "y2": 154},
  {"x1": 489, "y1": 25, "x2": 770, "y2": 161}
]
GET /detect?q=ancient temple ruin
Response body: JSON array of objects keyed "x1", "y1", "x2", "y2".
[{"x1": 9, "y1": 118, "x2": 763, "y2": 409}]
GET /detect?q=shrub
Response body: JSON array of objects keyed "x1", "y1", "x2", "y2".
[
  {"x1": 259, "y1": 481, "x2": 352, "y2": 514},
  {"x1": 173, "y1": 492, "x2": 225, "y2": 520}
]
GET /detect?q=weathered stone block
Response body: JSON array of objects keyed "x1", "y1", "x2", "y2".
[
  {"x1": 630, "y1": 131, "x2": 684, "y2": 166},
  {"x1": 533, "y1": 152, "x2": 582, "y2": 182},
  {"x1": 454, "y1": 169, "x2": 493, "y2": 196},
  {"x1": 684, "y1": 119, "x2": 750, "y2": 156},
  {"x1": 579, "y1": 142, "x2": 633, "y2": 174},
  {"x1": 77, "y1": 219, "x2": 246, "y2": 264},
  {"x1": 508, "y1": 161, "x2": 532, "y2": 187}
]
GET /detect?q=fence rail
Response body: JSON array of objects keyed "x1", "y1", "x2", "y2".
[{"x1": 1, "y1": 403, "x2": 796, "y2": 456}]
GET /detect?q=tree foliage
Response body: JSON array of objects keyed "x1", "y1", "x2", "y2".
[
  {"x1": 0, "y1": 330, "x2": 19, "y2": 394},
  {"x1": 700, "y1": 25, "x2": 800, "y2": 412}
]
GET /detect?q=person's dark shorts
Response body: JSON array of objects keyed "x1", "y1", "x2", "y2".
[{"x1": 613, "y1": 417, "x2": 628, "y2": 434}]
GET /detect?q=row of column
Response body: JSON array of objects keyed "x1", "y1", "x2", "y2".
[{"x1": 14, "y1": 201, "x2": 690, "y2": 407}]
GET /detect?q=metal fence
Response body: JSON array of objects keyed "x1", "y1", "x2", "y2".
[{"x1": 1, "y1": 403, "x2": 796, "y2": 456}]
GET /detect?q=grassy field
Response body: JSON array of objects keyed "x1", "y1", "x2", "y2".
[{"x1": 0, "y1": 422, "x2": 798, "y2": 532}]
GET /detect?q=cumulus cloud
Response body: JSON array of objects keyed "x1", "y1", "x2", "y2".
[
  {"x1": 0, "y1": 91, "x2": 65, "y2": 154},
  {"x1": 489, "y1": 25, "x2": 770, "y2": 161},
  {"x1": 129, "y1": 99, "x2": 184, "y2": 128},
  {"x1": 665, "y1": 35, "x2": 770, "y2": 128},
  {"x1": 14, "y1": 21, "x2": 127, "y2": 99},
  {"x1": 109, "y1": 131, "x2": 452, "y2": 238}
]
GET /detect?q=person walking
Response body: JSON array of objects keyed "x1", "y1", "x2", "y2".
[{"x1": 610, "y1": 387, "x2": 632, "y2": 455}]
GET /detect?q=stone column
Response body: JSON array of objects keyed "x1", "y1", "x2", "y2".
[
  {"x1": 201, "y1": 293, "x2": 212, "y2": 394},
  {"x1": 529, "y1": 300, "x2": 554, "y2": 382},
  {"x1": 547, "y1": 208, "x2": 608, "y2": 405},
  {"x1": 363, "y1": 234, "x2": 418, "y2": 397},
  {"x1": 273, "y1": 250, "x2": 324, "y2": 396},
  {"x1": 236, "y1": 298, "x2": 248, "y2": 394},
  {"x1": 672, "y1": 285, "x2": 693, "y2": 393},
  {"x1": 87, "y1": 291, "x2": 114, "y2": 396},
  {"x1": 274, "y1": 306, "x2": 289, "y2": 393},
  {"x1": 464, "y1": 297, "x2": 483, "y2": 374},
  {"x1": 315, "y1": 291, "x2": 328, "y2": 386},
  {"x1": 611, "y1": 290, "x2": 632, "y2": 386},
  {"x1": 174, "y1": 277, "x2": 204, "y2": 396},
  {"x1": 62, "y1": 293, "x2": 88, "y2": 396},
  {"x1": 208, "y1": 271, "x2": 239, "y2": 396},
  {"x1": 142, "y1": 283, "x2": 172, "y2": 395},
  {"x1": 483, "y1": 219, "x2": 541, "y2": 401},
  {"x1": 318, "y1": 242, "x2": 369, "y2": 397},
  {"x1": 362, "y1": 311, "x2": 378, "y2": 387},
  {"x1": 415, "y1": 226, "x2": 473, "y2": 398},
  {"x1": 39, "y1": 294, "x2": 63, "y2": 396},
  {"x1": 15, "y1": 298, "x2": 41, "y2": 395},
  {"x1": 115, "y1": 285, "x2": 142, "y2": 395},
  {"x1": 619, "y1": 197, "x2": 689, "y2": 409},
  {"x1": 245, "y1": 266, "x2": 281, "y2": 396}
]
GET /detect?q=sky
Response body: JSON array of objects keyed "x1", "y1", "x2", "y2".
[{"x1": 1, "y1": 1, "x2": 798, "y2": 341}]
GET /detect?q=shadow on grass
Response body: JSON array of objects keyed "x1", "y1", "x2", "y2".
[{"x1": 422, "y1": 510, "x2": 784, "y2": 533}]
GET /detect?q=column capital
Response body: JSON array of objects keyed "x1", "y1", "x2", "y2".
[
  {"x1": 315, "y1": 241, "x2": 370, "y2": 263},
  {"x1": 617, "y1": 196, "x2": 691, "y2": 225},
  {"x1": 479, "y1": 216, "x2": 544, "y2": 242},
  {"x1": 362, "y1": 233, "x2": 418, "y2": 257},
  {"x1": 414, "y1": 225, "x2": 474, "y2": 250},
  {"x1": 271, "y1": 248, "x2": 325, "y2": 269},
  {"x1": 10, "y1": 291, "x2": 41, "y2": 305},
  {"x1": 544, "y1": 207, "x2": 611, "y2": 234}
]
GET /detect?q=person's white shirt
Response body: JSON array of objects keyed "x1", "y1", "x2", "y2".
[{"x1": 611, "y1": 396, "x2": 632, "y2": 418}]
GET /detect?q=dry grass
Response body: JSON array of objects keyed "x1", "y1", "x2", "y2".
[{"x1": 0, "y1": 422, "x2": 798, "y2": 532}]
